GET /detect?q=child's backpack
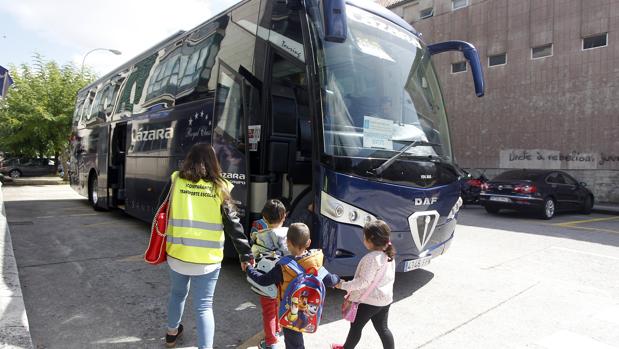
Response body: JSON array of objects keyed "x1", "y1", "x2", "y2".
[
  {"x1": 246, "y1": 253, "x2": 280, "y2": 298},
  {"x1": 278, "y1": 256, "x2": 326, "y2": 333}
]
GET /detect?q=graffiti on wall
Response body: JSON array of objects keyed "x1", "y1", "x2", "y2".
[{"x1": 500, "y1": 149, "x2": 618, "y2": 169}]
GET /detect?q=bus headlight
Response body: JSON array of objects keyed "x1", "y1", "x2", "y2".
[
  {"x1": 320, "y1": 191, "x2": 376, "y2": 228},
  {"x1": 447, "y1": 197, "x2": 463, "y2": 220}
]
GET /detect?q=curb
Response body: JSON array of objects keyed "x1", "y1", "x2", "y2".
[
  {"x1": 0, "y1": 183, "x2": 34, "y2": 349},
  {"x1": 591, "y1": 207, "x2": 619, "y2": 216},
  {"x1": 1, "y1": 178, "x2": 67, "y2": 186}
]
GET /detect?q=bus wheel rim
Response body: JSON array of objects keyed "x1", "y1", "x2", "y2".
[{"x1": 92, "y1": 178, "x2": 98, "y2": 204}]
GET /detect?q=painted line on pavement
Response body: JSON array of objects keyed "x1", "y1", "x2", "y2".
[
  {"x1": 550, "y1": 246, "x2": 619, "y2": 261},
  {"x1": 35, "y1": 213, "x2": 98, "y2": 219},
  {"x1": 553, "y1": 216, "x2": 619, "y2": 226},
  {"x1": 551, "y1": 216, "x2": 619, "y2": 234}
]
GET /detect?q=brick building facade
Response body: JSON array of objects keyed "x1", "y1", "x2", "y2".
[{"x1": 380, "y1": 0, "x2": 619, "y2": 203}]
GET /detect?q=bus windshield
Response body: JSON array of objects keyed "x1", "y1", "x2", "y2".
[{"x1": 311, "y1": 4, "x2": 452, "y2": 162}]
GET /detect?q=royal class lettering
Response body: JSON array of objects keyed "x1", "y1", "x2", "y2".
[
  {"x1": 414, "y1": 197, "x2": 438, "y2": 206},
  {"x1": 132, "y1": 127, "x2": 173, "y2": 142}
]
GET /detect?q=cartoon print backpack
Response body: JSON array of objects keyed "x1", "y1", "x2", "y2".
[{"x1": 278, "y1": 256, "x2": 326, "y2": 333}]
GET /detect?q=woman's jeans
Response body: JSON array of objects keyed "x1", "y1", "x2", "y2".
[{"x1": 167, "y1": 267, "x2": 221, "y2": 349}]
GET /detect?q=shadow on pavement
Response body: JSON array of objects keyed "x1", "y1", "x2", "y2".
[
  {"x1": 458, "y1": 204, "x2": 619, "y2": 248},
  {"x1": 319, "y1": 268, "x2": 434, "y2": 326}
]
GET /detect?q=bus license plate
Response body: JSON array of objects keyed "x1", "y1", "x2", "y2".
[
  {"x1": 403, "y1": 256, "x2": 431, "y2": 272},
  {"x1": 489, "y1": 196, "x2": 510, "y2": 202}
]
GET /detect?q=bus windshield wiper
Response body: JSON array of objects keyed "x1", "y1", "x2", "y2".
[{"x1": 369, "y1": 140, "x2": 440, "y2": 177}]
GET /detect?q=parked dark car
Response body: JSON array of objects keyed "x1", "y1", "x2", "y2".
[
  {"x1": 0, "y1": 158, "x2": 58, "y2": 178},
  {"x1": 460, "y1": 168, "x2": 488, "y2": 204},
  {"x1": 479, "y1": 169, "x2": 594, "y2": 219}
]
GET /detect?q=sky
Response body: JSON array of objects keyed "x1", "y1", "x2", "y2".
[{"x1": 0, "y1": 0, "x2": 241, "y2": 76}]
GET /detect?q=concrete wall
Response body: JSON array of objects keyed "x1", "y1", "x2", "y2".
[{"x1": 388, "y1": 0, "x2": 619, "y2": 203}]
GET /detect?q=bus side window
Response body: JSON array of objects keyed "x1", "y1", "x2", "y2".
[
  {"x1": 91, "y1": 83, "x2": 112, "y2": 120},
  {"x1": 73, "y1": 95, "x2": 86, "y2": 127},
  {"x1": 270, "y1": 1, "x2": 304, "y2": 46},
  {"x1": 115, "y1": 53, "x2": 157, "y2": 115},
  {"x1": 82, "y1": 90, "x2": 97, "y2": 123},
  {"x1": 177, "y1": 18, "x2": 227, "y2": 102}
]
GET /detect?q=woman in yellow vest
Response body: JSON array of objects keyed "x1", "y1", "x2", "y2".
[{"x1": 162, "y1": 143, "x2": 252, "y2": 349}]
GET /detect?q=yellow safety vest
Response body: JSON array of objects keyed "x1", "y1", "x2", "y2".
[{"x1": 166, "y1": 171, "x2": 232, "y2": 264}]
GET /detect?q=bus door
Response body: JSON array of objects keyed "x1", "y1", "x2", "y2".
[
  {"x1": 109, "y1": 122, "x2": 128, "y2": 208},
  {"x1": 266, "y1": 51, "x2": 313, "y2": 221},
  {"x1": 212, "y1": 62, "x2": 251, "y2": 228}
]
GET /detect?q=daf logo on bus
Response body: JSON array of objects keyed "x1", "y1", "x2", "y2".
[
  {"x1": 132, "y1": 127, "x2": 173, "y2": 142},
  {"x1": 414, "y1": 197, "x2": 438, "y2": 206},
  {"x1": 408, "y1": 210, "x2": 440, "y2": 251}
]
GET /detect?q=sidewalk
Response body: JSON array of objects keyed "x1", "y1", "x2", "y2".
[
  {"x1": 1, "y1": 176, "x2": 66, "y2": 186},
  {"x1": 592, "y1": 202, "x2": 619, "y2": 215},
  {"x1": 0, "y1": 182, "x2": 34, "y2": 349}
]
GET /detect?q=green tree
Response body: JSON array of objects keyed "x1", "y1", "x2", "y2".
[{"x1": 0, "y1": 54, "x2": 96, "y2": 163}]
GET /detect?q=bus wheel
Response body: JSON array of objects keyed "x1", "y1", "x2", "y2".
[
  {"x1": 289, "y1": 190, "x2": 314, "y2": 230},
  {"x1": 88, "y1": 174, "x2": 105, "y2": 211}
]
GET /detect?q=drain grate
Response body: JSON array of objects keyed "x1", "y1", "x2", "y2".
[{"x1": 8, "y1": 221, "x2": 34, "y2": 225}]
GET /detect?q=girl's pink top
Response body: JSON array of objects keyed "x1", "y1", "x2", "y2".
[{"x1": 340, "y1": 250, "x2": 396, "y2": 306}]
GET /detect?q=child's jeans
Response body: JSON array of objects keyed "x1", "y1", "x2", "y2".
[
  {"x1": 260, "y1": 295, "x2": 281, "y2": 345},
  {"x1": 167, "y1": 267, "x2": 221, "y2": 349},
  {"x1": 283, "y1": 328, "x2": 304, "y2": 349}
]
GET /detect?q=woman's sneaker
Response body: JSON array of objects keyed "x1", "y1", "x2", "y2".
[{"x1": 165, "y1": 324, "x2": 183, "y2": 348}]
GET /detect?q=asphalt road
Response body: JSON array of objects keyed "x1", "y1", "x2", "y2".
[{"x1": 3, "y1": 185, "x2": 619, "y2": 349}]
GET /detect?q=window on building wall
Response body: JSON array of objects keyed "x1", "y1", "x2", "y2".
[
  {"x1": 451, "y1": 61, "x2": 467, "y2": 73},
  {"x1": 531, "y1": 44, "x2": 553, "y2": 59},
  {"x1": 452, "y1": 0, "x2": 468, "y2": 10},
  {"x1": 420, "y1": 7, "x2": 434, "y2": 19},
  {"x1": 488, "y1": 53, "x2": 506, "y2": 67},
  {"x1": 582, "y1": 33, "x2": 607, "y2": 50}
]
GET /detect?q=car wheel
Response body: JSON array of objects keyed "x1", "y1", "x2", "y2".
[
  {"x1": 581, "y1": 195, "x2": 593, "y2": 214},
  {"x1": 541, "y1": 197, "x2": 555, "y2": 220},
  {"x1": 9, "y1": 169, "x2": 21, "y2": 178},
  {"x1": 484, "y1": 205, "x2": 500, "y2": 214}
]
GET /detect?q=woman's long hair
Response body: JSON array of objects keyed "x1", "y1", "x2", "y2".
[{"x1": 179, "y1": 143, "x2": 230, "y2": 202}]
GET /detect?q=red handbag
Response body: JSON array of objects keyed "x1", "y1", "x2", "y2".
[{"x1": 144, "y1": 186, "x2": 172, "y2": 265}]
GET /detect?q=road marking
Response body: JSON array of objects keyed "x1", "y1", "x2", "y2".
[
  {"x1": 554, "y1": 216, "x2": 619, "y2": 226},
  {"x1": 550, "y1": 246, "x2": 619, "y2": 261},
  {"x1": 551, "y1": 216, "x2": 619, "y2": 234},
  {"x1": 82, "y1": 221, "x2": 121, "y2": 227},
  {"x1": 35, "y1": 213, "x2": 98, "y2": 219},
  {"x1": 537, "y1": 330, "x2": 618, "y2": 349},
  {"x1": 118, "y1": 255, "x2": 144, "y2": 262}
]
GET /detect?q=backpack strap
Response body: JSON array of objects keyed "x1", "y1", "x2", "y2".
[{"x1": 279, "y1": 256, "x2": 304, "y2": 276}]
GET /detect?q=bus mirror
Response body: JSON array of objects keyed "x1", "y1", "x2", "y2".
[
  {"x1": 427, "y1": 40, "x2": 485, "y2": 97},
  {"x1": 323, "y1": 0, "x2": 347, "y2": 43}
]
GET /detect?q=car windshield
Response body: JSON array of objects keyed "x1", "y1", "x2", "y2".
[{"x1": 308, "y1": 3, "x2": 452, "y2": 161}]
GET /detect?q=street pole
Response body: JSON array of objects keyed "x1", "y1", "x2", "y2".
[{"x1": 80, "y1": 48, "x2": 122, "y2": 75}]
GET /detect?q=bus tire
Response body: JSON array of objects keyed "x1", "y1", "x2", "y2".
[
  {"x1": 88, "y1": 173, "x2": 106, "y2": 211},
  {"x1": 289, "y1": 189, "x2": 314, "y2": 231}
]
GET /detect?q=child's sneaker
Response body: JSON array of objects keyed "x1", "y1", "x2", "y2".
[
  {"x1": 259, "y1": 339, "x2": 279, "y2": 349},
  {"x1": 165, "y1": 324, "x2": 183, "y2": 348},
  {"x1": 330, "y1": 344, "x2": 344, "y2": 349}
]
